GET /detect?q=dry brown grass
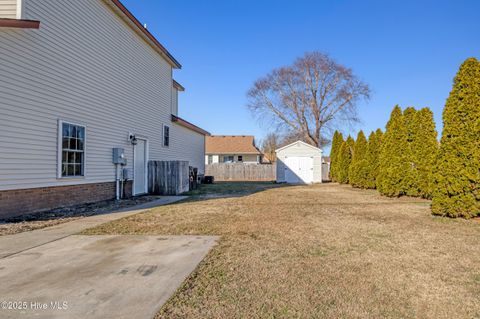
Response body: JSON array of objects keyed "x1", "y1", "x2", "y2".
[{"x1": 83, "y1": 183, "x2": 480, "y2": 318}]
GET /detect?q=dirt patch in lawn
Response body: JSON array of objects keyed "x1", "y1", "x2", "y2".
[
  {"x1": 83, "y1": 183, "x2": 480, "y2": 318},
  {"x1": 0, "y1": 195, "x2": 164, "y2": 236}
]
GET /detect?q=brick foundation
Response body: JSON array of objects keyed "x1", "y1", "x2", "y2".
[{"x1": 0, "y1": 181, "x2": 133, "y2": 219}]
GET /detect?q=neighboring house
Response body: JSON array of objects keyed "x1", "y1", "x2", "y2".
[
  {"x1": 275, "y1": 141, "x2": 323, "y2": 184},
  {"x1": 205, "y1": 136, "x2": 263, "y2": 164},
  {"x1": 0, "y1": 0, "x2": 209, "y2": 218}
]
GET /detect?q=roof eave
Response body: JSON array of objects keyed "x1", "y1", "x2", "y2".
[
  {"x1": 172, "y1": 79, "x2": 185, "y2": 91},
  {"x1": 171, "y1": 114, "x2": 210, "y2": 136}
]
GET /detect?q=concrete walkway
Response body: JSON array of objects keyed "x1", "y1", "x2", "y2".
[
  {"x1": 0, "y1": 235, "x2": 217, "y2": 319},
  {"x1": 0, "y1": 196, "x2": 187, "y2": 259},
  {"x1": 0, "y1": 196, "x2": 219, "y2": 319}
]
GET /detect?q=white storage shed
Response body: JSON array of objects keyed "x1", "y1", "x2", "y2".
[{"x1": 275, "y1": 141, "x2": 323, "y2": 184}]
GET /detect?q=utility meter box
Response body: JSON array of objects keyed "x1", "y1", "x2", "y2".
[{"x1": 112, "y1": 148, "x2": 127, "y2": 165}]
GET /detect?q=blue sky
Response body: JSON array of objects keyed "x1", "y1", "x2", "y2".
[{"x1": 123, "y1": 0, "x2": 480, "y2": 153}]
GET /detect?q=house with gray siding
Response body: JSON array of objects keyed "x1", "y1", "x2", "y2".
[{"x1": 0, "y1": 0, "x2": 209, "y2": 217}]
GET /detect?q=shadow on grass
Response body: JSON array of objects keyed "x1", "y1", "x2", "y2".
[
  {"x1": 182, "y1": 181, "x2": 289, "y2": 203},
  {"x1": 1, "y1": 182, "x2": 289, "y2": 225}
]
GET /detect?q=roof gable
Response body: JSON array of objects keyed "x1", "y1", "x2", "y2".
[{"x1": 275, "y1": 140, "x2": 322, "y2": 153}]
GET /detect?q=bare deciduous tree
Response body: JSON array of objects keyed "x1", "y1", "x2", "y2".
[
  {"x1": 261, "y1": 132, "x2": 281, "y2": 163},
  {"x1": 247, "y1": 52, "x2": 370, "y2": 147}
]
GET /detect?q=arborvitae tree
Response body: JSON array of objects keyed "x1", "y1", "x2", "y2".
[
  {"x1": 365, "y1": 129, "x2": 383, "y2": 189},
  {"x1": 337, "y1": 136, "x2": 354, "y2": 184},
  {"x1": 432, "y1": 58, "x2": 480, "y2": 218},
  {"x1": 336, "y1": 142, "x2": 349, "y2": 184},
  {"x1": 349, "y1": 131, "x2": 368, "y2": 187},
  {"x1": 377, "y1": 106, "x2": 410, "y2": 196},
  {"x1": 330, "y1": 131, "x2": 344, "y2": 182},
  {"x1": 413, "y1": 108, "x2": 438, "y2": 198},
  {"x1": 403, "y1": 107, "x2": 419, "y2": 197}
]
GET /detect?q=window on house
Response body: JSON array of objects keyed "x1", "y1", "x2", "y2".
[
  {"x1": 237, "y1": 155, "x2": 243, "y2": 162},
  {"x1": 208, "y1": 155, "x2": 213, "y2": 164},
  {"x1": 163, "y1": 125, "x2": 170, "y2": 147},
  {"x1": 59, "y1": 121, "x2": 85, "y2": 177},
  {"x1": 223, "y1": 155, "x2": 234, "y2": 163}
]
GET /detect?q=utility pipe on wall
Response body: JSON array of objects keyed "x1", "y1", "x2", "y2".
[{"x1": 115, "y1": 163, "x2": 120, "y2": 200}]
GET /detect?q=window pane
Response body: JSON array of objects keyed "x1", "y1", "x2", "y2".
[
  {"x1": 71, "y1": 125, "x2": 77, "y2": 138},
  {"x1": 72, "y1": 138, "x2": 78, "y2": 150},
  {"x1": 77, "y1": 139, "x2": 84, "y2": 151},
  {"x1": 68, "y1": 124, "x2": 73, "y2": 137},
  {"x1": 67, "y1": 151, "x2": 75, "y2": 164},
  {"x1": 62, "y1": 164, "x2": 67, "y2": 176},
  {"x1": 62, "y1": 123, "x2": 69, "y2": 138},
  {"x1": 62, "y1": 137, "x2": 69, "y2": 150},
  {"x1": 77, "y1": 127, "x2": 85, "y2": 139},
  {"x1": 67, "y1": 164, "x2": 75, "y2": 176},
  {"x1": 74, "y1": 164, "x2": 81, "y2": 176},
  {"x1": 77, "y1": 153, "x2": 83, "y2": 165},
  {"x1": 62, "y1": 151, "x2": 67, "y2": 163}
]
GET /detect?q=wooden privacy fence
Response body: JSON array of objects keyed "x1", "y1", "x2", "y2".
[
  {"x1": 206, "y1": 163, "x2": 276, "y2": 181},
  {"x1": 148, "y1": 161, "x2": 190, "y2": 195}
]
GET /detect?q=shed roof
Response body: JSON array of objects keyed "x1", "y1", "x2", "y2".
[
  {"x1": 206, "y1": 135, "x2": 262, "y2": 155},
  {"x1": 275, "y1": 140, "x2": 322, "y2": 153}
]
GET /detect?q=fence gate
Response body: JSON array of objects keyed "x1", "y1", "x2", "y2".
[{"x1": 148, "y1": 161, "x2": 190, "y2": 195}]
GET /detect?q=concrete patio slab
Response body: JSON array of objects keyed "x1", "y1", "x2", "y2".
[
  {"x1": 0, "y1": 234, "x2": 218, "y2": 319},
  {"x1": 0, "y1": 196, "x2": 187, "y2": 259}
]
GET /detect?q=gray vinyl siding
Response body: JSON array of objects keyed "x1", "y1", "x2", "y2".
[
  {"x1": 0, "y1": 0, "x2": 17, "y2": 19},
  {"x1": 0, "y1": 0, "x2": 204, "y2": 191},
  {"x1": 170, "y1": 124, "x2": 205, "y2": 174}
]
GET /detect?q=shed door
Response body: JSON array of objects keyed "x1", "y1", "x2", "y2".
[
  {"x1": 285, "y1": 156, "x2": 313, "y2": 184},
  {"x1": 134, "y1": 139, "x2": 147, "y2": 195}
]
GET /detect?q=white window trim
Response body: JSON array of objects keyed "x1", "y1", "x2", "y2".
[
  {"x1": 162, "y1": 124, "x2": 170, "y2": 147},
  {"x1": 57, "y1": 119, "x2": 87, "y2": 179}
]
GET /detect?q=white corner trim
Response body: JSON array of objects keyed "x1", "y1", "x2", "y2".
[{"x1": 16, "y1": 0, "x2": 24, "y2": 20}]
